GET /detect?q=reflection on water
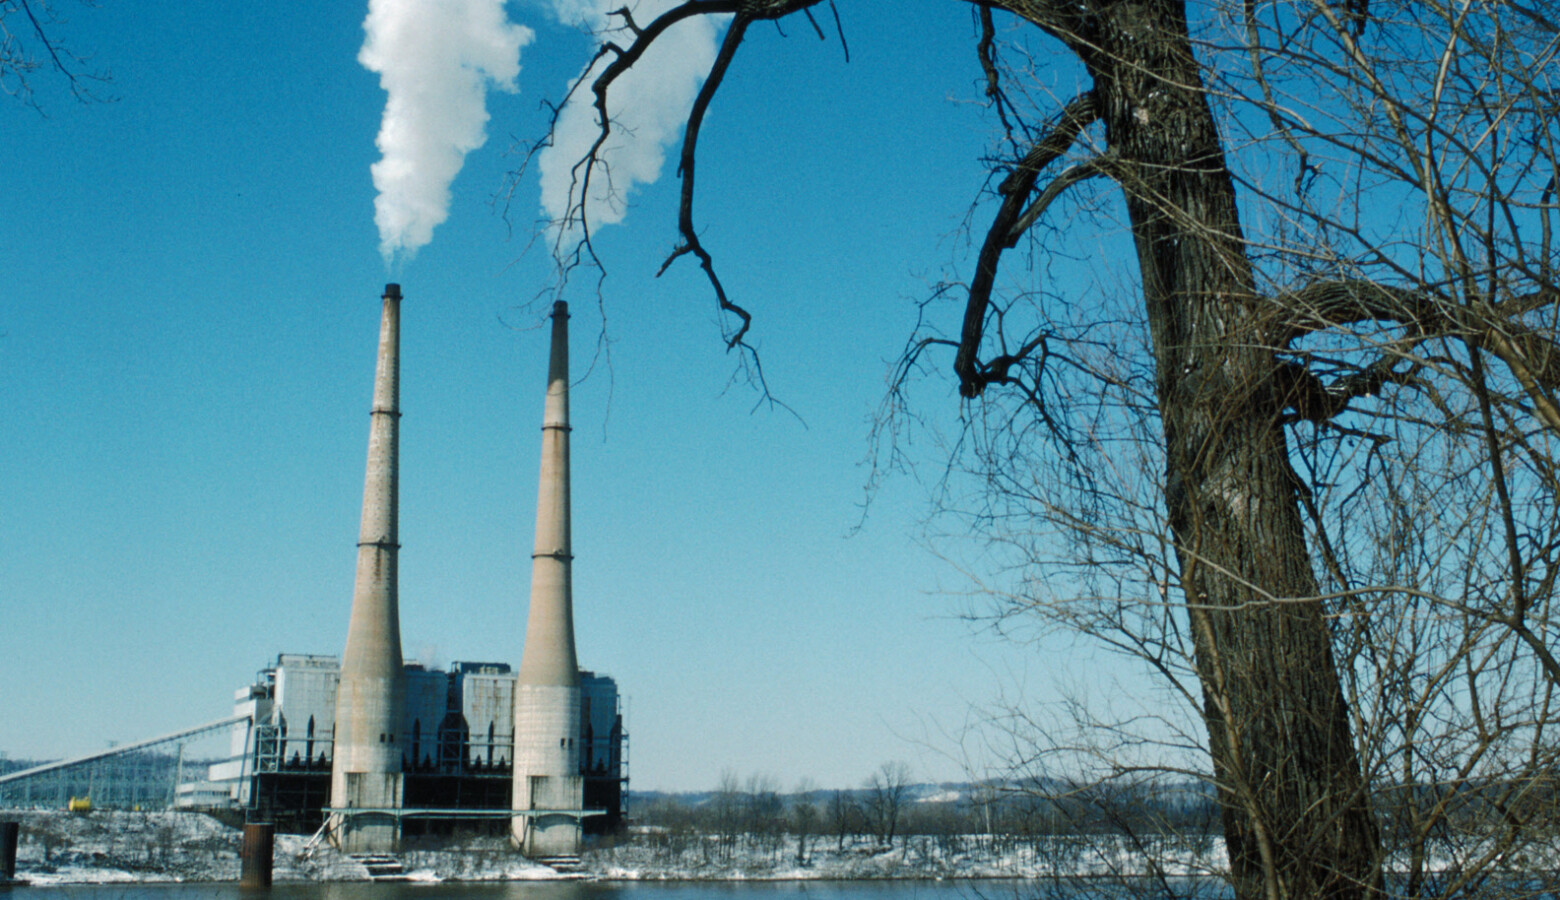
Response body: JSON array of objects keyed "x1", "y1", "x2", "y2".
[
  {"x1": 0, "y1": 881, "x2": 1039, "y2": 900},
  {"x1": 1, "y1": 879, "x2": 1229, "y2": 900}
]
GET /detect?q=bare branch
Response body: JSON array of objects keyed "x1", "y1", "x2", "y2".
[
  {"x1": 826, "y1": 0, "x2": 849, "y2": 63},
  {"x1": 955, "y1": 90, "x2": 1100, "y2": 398},
  {"x1": 1275, "y1": 353, "x2": 1422, "y2": 425},
  {"x1": 1, "y1": 0, "x2": 110, "y2": 109},
  {"x1": 977, "y1": 6, "x2": 1021, "y2": 144},
  {"x1": 657, "y1": 14, "x2": 754, "y2": 351},
  {"x1": 1005, "y1": 154, "x2": 1112, "y2": 246}
]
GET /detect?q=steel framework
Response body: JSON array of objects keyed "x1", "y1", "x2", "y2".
[{"x1": 0, "y1": 715, "x2": 249, "y2": 810}]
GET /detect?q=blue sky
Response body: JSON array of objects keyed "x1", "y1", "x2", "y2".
[{"x1": 0, "y1": 1, "x2": 1105, "y2": 791}]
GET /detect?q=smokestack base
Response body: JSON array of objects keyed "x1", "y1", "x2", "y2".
[{"x1": 384, "y1": 283, "x2": 402, "y2": 300}]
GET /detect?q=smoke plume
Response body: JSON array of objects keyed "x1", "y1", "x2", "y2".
[
  {"x1": 361, "y1": 0, "x2": 534, "y2": 263},
  {"x1": 538, "y1": 0, "x2": 728, "y2": 235}
]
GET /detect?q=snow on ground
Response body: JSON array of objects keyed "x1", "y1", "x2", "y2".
[
  {"x1": 6, "y1": 804, "x2": 1553, "y2": 885},
  {"x1": 397, "y1": 836, "x2": 570, "y2": 882},
  {"x1": 583, "y1": 833, "x2": 1227, "y2": 881},
  {"x1": 7, "y1": 810, "x2": 553, "y2": 885},
  {"x1": 5, "y1": 810, "x2": 1237, "y2": 885},
  {"x1": 14, "y1": 810, "x2": 1537, "y2": 886}
]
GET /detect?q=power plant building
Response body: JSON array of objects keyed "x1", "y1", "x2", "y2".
[
  {"x1": 203, "y1": 655, "x2": 624, "y2": 835},
  {"x1": 206, "y1": 286, "x2": 622, "y2": 852},
  {"x1": 0, "y1": 285, "x2": 625, "y2": 853}
]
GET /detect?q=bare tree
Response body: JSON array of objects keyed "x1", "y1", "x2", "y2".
[
  {"x1": 791, "y1": 778, "x2": 818, "y2": 865},
  {"x1": 1218, "y1": 7, "x2": 1560, "y2": 894},
  {"x1": 862, "y1": 761, "x2": 913, "y2": 848},
  {"x1": 826, "y1": 788, "x2": 856, "y2": 854},
  {"x1": 530, "y1": 1, "x2": 1560, "y2": 898},
  {"x1": 742, "y1": 772, "x2": 783, "y2": 857},
  {"x1": 959, "y1": 0, "x2": 1560, "y2": 868},
  {"x1": 710, "y1": 768, "x2": 741, "y2": 862}
]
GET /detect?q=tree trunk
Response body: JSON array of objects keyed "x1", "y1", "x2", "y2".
[{"x1": 1066, "y1": 3, "x2": 1382, "y2": 897}]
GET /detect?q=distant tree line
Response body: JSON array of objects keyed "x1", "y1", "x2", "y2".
[{"x1": 624, "y1": 762, "x2": 1222, "y2": 864}]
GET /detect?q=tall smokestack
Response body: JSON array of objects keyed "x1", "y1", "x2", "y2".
[
  {"x1": 330, "y1": 283, "x2": 406, "y2": 852},
  {"x1": 512, "y1": 301, "x2": 583, "y2": 857}
]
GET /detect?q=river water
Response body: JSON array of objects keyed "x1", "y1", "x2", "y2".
[
  {"x1": 0, "y1": 880, "x2": 1227, "y2": 900},
  {"x1": 3, "y1": 884, "x2": 1019, "y2": 900}
]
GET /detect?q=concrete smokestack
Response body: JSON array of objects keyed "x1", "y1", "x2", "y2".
[
  {"x1": 330, "y1": 283, "x2": 406, "y2": 852},
  {"x1": 512, "y1": 301, "x2": 583, "y2": 857}
]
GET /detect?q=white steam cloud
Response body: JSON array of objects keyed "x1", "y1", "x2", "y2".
[
  {"x1": 537, "y1": 0, "x2": 728, "y2": 233},
  {"x1": 360, "y1": 0, "x2": 534, "y2": 263}
]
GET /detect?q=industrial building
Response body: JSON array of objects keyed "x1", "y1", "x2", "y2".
[
  {"x1": 315, "y1": 287, "x2": 613, "y2": 854},
  {"x1": 200, "y1": 654, "x2": 624, "y2": 836},
  {"x1": 310, "y1": 287, "x2": 607, "y2": 854},
  {"x1": 0, "y1": 286, "x2": 618, "y2": 859}
]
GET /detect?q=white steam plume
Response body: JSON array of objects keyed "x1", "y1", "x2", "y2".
[
  {"x1": 361, "y1": 0, "x2": 534, "y2": 263},
  {"x1": 538, "y1": 0, "x2": 728, "y2": 236}
]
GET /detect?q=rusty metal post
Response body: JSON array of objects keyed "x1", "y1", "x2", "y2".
[
  {"x1": 0, "y1": 821, "x2": 18, "y2": 880},
  {"x1": 239, "y1": 822, "x2": 273, "y2": 888}
]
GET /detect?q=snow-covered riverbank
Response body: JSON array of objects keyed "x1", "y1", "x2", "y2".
[
  {"x1": 7, "y1": 811, "x2": 556, "y2": 885},
  {"x1": 3, "y1": 810, "x2": 1228, "y2": 885},
  {"x1": 585, "y1": 833, "x2": 1225, "y2": 881}
]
